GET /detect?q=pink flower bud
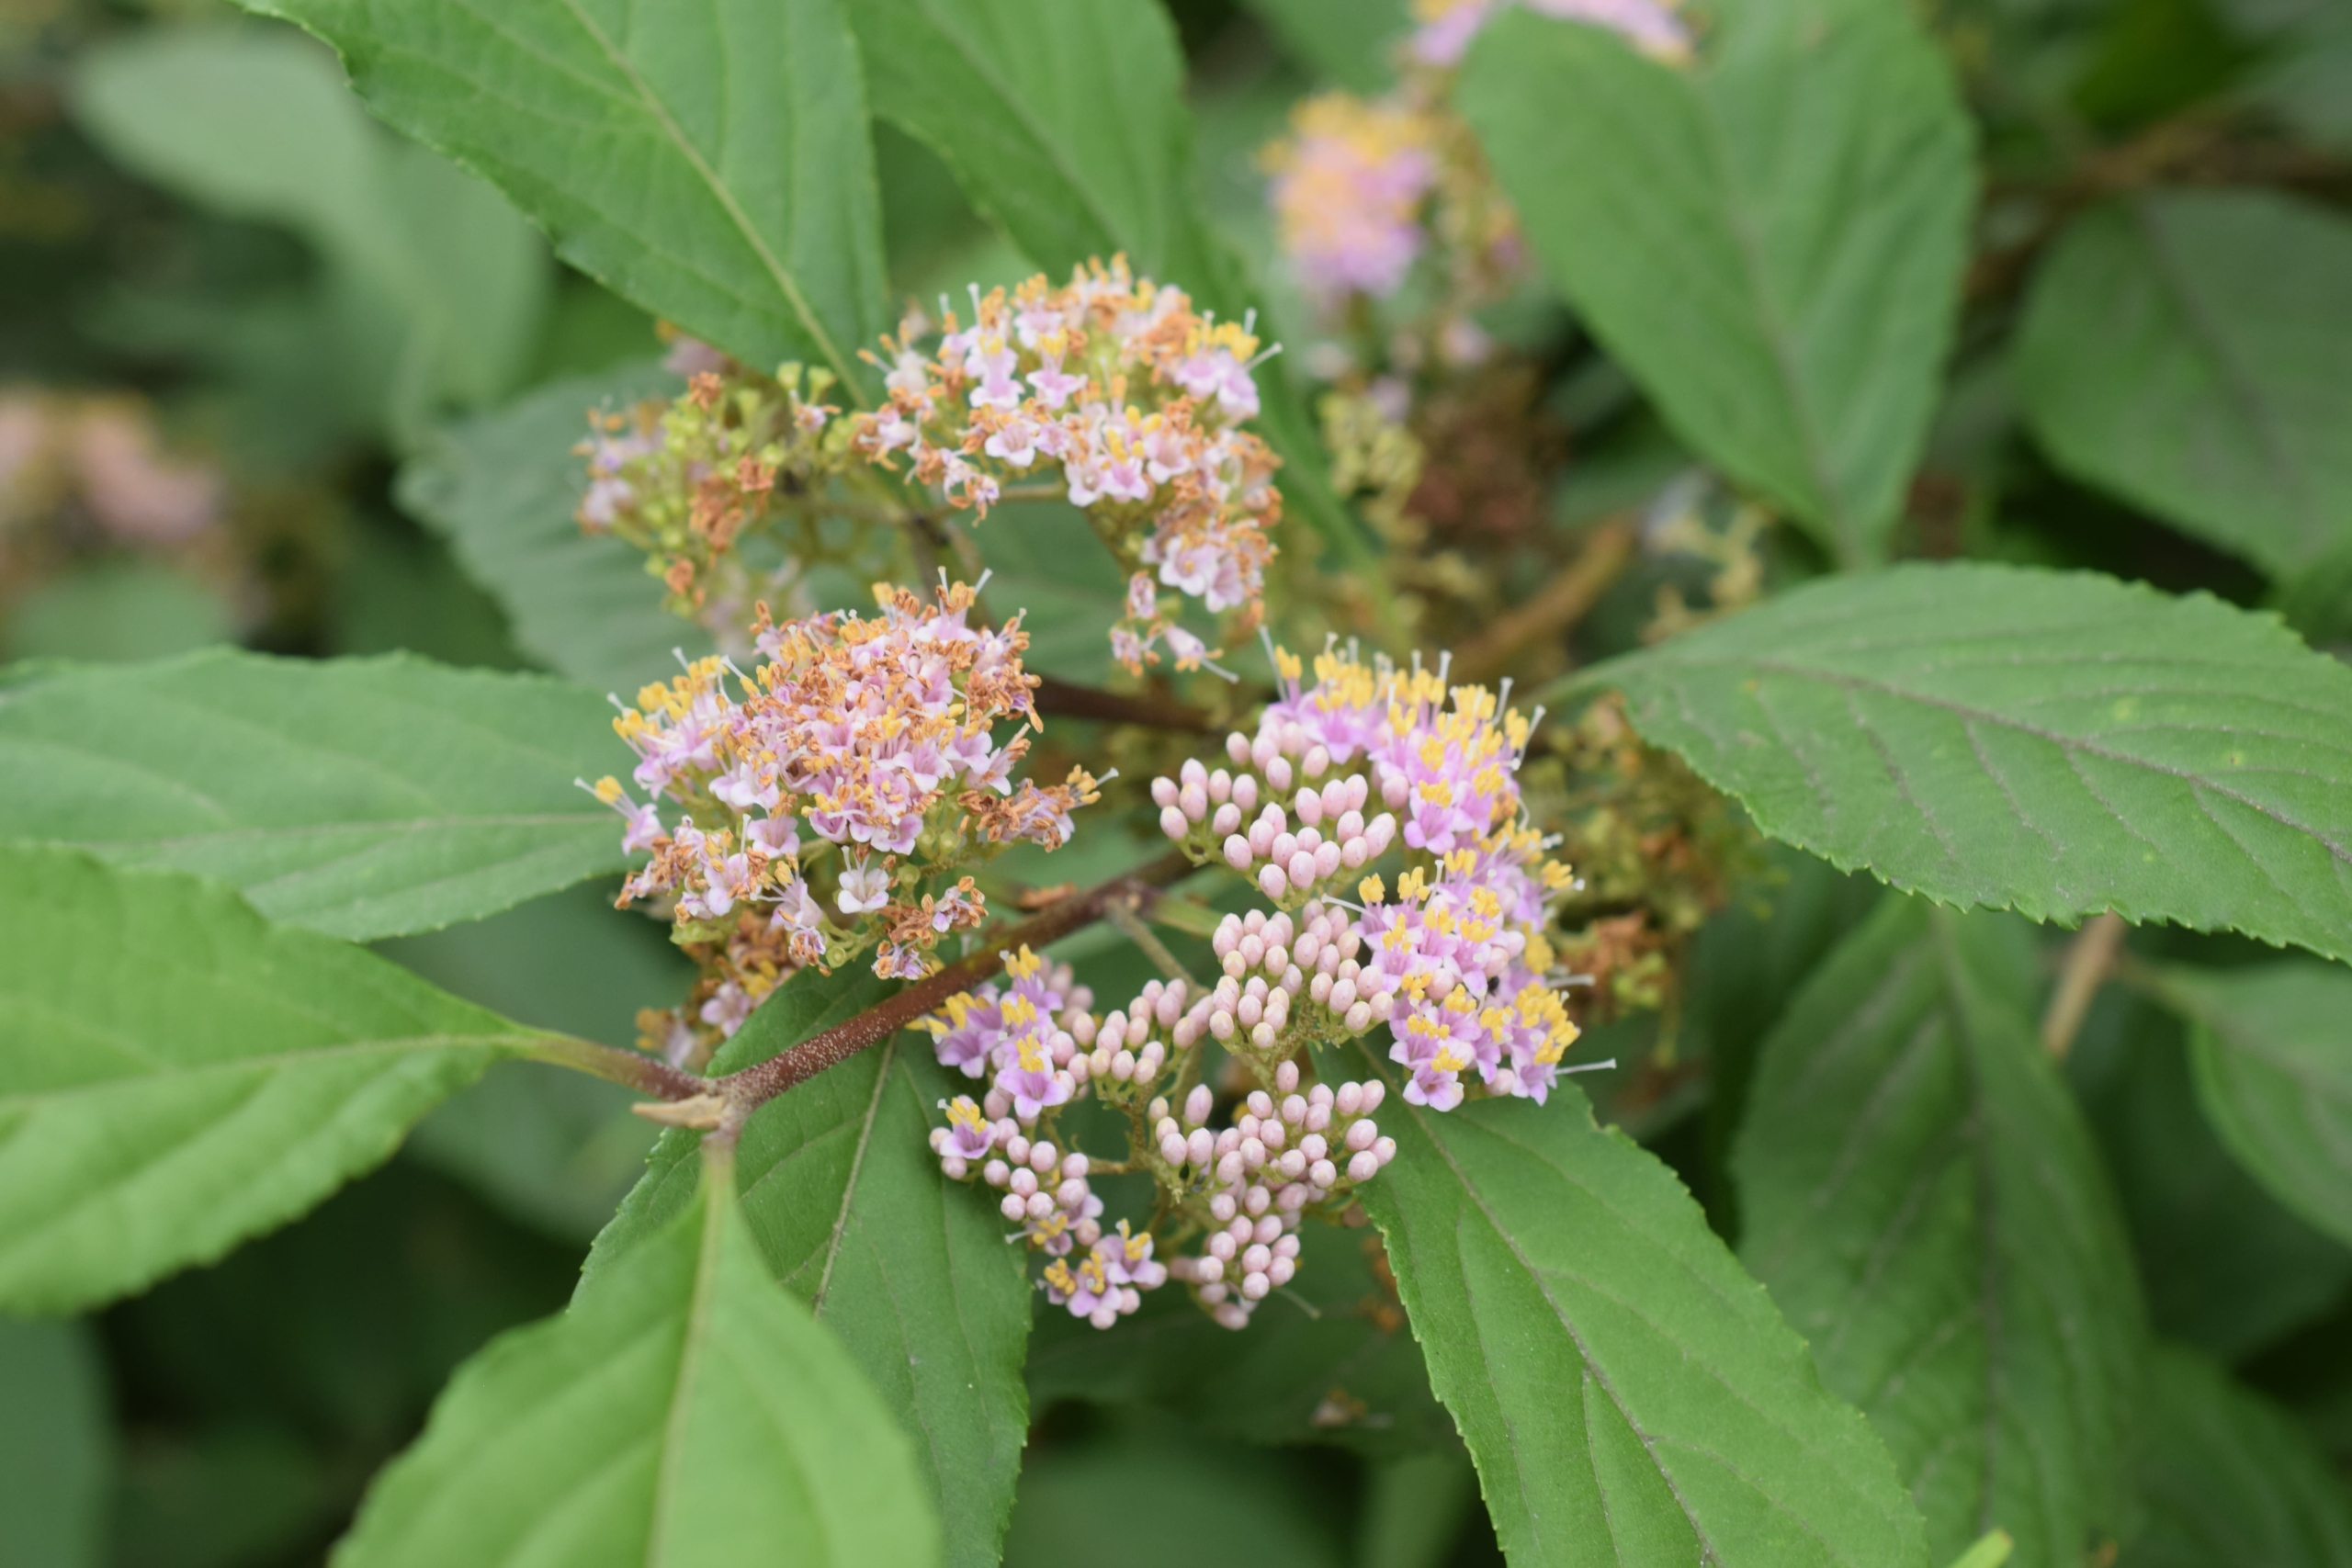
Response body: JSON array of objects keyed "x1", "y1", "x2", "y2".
[
  {"x1": 1270, "y1": 831, "x2": 1297, "y2": 866},
  {"x1": 1314, "y1": 842, "x2": 1342, "y2": 879},
  {"x1": 1232, "y1": 773, "x2": 1259, "y2": 812},
  {"x1": 1160, "y1": 1133, "x2": 1189, "y2": 1165},
  {"x1": 1208, "y1": 1231, "x2": 1238, "y2": 1261},
  {"x1": 1282, "y1": 1094, "x2": 1307, "y2": 1125},
  {"x1": 1025, "y1": 1190, "x2": 1056, "y2": 1220},
  {"x1": 1212, "y1": 803, "x2": 1241, "y2": 836},
  {"x1": 1259, "y1": 864, "x2": 1290, "y2": 899},
  {"x1": 1009, "y1": 1168, "x2": 1038, "y2": 1197},
  {"x1": 1197, "y1": 1255, "x2": 1225, "y2": 1282},
  {"x1": 1295, "y1": 786, "x2": 1323, "y2": 825},
  {"x1": 1001, "y1": 1193, "x2": 1028, "y2": 1221},
  {"x1": 1335, "y1": 1082, "x2": 1363, "y2": 1116},
  {"x1": 1309, "y1": 973, "x2": 1332, "y2": 1004},
  {"x1": 1286, "y1": 850, "x2": 1317, "y2": 888},
  {"x1": 1381, "y1": 772, "x2": 1408, "y2": 808},
  {"x1": 1304, "y1": 744, "x2": 1330, "y2": 779},
  {"x1": 1269, "y1": 1256, "x2": 1296, "y2": 1287},
  {"x1": 1241, "y1": 1271, "x2": 1271, "y2": 1300},
  {"x1": 1374, "y1": 1136, "x2": 1396, "y2": 1163},
  {"x1": 1187, "y1": 1128, "x2": 1215, "y2": 1167},
  {"x1": 1362, "y1": 1080, "x2": 1387, "y2": 1111},
  {"x1": 1159, "y1": 805, "x2": 1189, "y2": 840},
  {"x1": 1181, "y1": 758, "x2": 1206, "y2": 787},
  {"x1": 1185, "y1": 1084, "x2": 1215, "y2": 1125},
  {"x1": 1343, "y1": 1001, "x2": 1373, "y2": 1032},
  {"x1": 1244, "y1": 1184, "x2": 1271, "y2": 1216},
  {"x1": 1309, "y1": 1158, "x2": 1338, "y2": 1188},
  {"x1": 1063, "y1": 1152, "x2": 1090, "y2": 1178},
  {"x1": 942, "y1": 1156, "x2": 968, "y2": 1180},
  {"x1": 1057, "y1": 1178, "x2": 1089, "y2": 1207},
  {"x1": 1150, "y1": 776, "x2": 1178, "y2": 808},
  {"x1": 1208, "y1": 768, "x2": 1231, "y2": 803},
  {"x1": 1241, "y1": 1243, "x2": 1272, "y2": 1273},
  {"x1": 1217, "y1": 1150, "x2": 1245, "y2": 1185},
  {"x1": 1247, "y1": 820, "x2": 1275, "y2": 857},
  {"x1": 1179, "y1": 782, "x2": 1207, "y2": 821},
  {"x1": 1226, "y1": 732, "x2": 1251, "y2": 766},
  {"x1": 1344, "y1": 1119, "x2": 1377, "y2": 1152},
  {"x1": 1241, "y1": 1137, "x2": 1268, "y2": 1170},
  {"x1": 1210, "y1": 1192, "x2": 1237, "y2": 1223},
  {"x1": 1265, "y1": 754, "x2": 1293, "y2": 791}
]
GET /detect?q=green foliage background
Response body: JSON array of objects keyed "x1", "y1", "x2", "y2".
[{"x1": 5, "y1": 0, "x2": 2352, "y2": 1564}]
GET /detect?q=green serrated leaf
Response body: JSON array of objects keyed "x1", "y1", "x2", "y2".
[
  {"x1": 0, "y1": 847, "x2": 545, "y2": 1314},
  {"x1": 1581, "y1": 562, "x2": 2352, "y2": 964},
  {"x1": 335, "y1": 1157, "x2": 939, "y2": 1567},
  {"x1": 0, "y1": 649, "x2": 630, "y2": 942},
  {"x1": 2067, "y1": 985, "x2": 2352, "y2": 1362},
  {"x1": 1735, "y1": 898, "x2": 2144, "y2": 1565},
  {"x1": 586, "y1": 970, "x2": 1030, "y2": 1568},
  {"x1": 1460, "y1": 0, "x2": 1973, "y2": 566},
  {"x1": 2151, "y1": 962, "x2": 2352, "y2": 1251},
  {"x1": 2118, "y1": 1345, "x2": 2352, "y2": 1568},
  {"x1": 241, "y1": 0, "x2": 889, "y2": 394},
  {"x1": 395, "y1": 362, "x2": 706, "y2": 700},
  {"x1": 1351, "y1": 1043, "x2": 1929, "y2": 1568},
  {"x1": 2016, "y1": 192, "x2": 2352, "y2": 580}
]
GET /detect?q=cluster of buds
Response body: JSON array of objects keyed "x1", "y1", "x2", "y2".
[
  {"x1": 577, "y1": 347, "x2": 851, "y2": 627},
  {"x1": 1151, "y1": 642, "x2": 1591, "y2": 1111},
  {"x1": 1153, "y1": 1062, "x2": 1395, "y2": 1328},
  {"x1": 1153, "y1": 750, "x2": 1399, "y2": 907},
  {"x1": 921, "y1": 962, "x2": 1396, "y2": 1331},
  {"x1": 592, "y1": 580, "x2": 1099, "y2": 1061},
  {"x1": 848, "y1": 258, "x2": 1283, "y2": 671}
]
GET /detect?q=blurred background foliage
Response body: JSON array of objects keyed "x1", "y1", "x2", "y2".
[{"x1": 4, "y1": 0, "x2": 2351, "y2": 1562}]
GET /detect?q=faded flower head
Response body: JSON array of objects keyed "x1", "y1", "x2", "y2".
[{"x1": 850, "y1": 258, "x2": 1283, "y2": 671}]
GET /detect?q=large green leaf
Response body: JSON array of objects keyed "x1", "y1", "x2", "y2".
[
  {"x1": 335, "y1": 1157, "x2": 939, "y2": 1567},
  {"x1": 1584, "y1": 563, "x2": 2352, "y2": 964},
  {"x1": 1735, "y1": 898, "x2": 2144, "y2": 1565},
  {"x1": 845, "y1": 0, "x2": 1378, "y2": 577},
  {"x1": 2016, "y1": 192, "x2": 2352, "y2": 579},
  {"x1": 1349, "y1": 1046, "x2": 1931, "y2": 1568},
  {"x1": 243, "y1": 0, "x2": 889, "y2": 393},
  {"x1": 1240, "y1": 0, "x2": 1408, "y2": 90},
  {"x1": 0, "y1": 649, "x2": 629, "y2": 942},
  {"x1": 586, "y1": 972, "x2": 1031, "y2": 1568},
  {"x1": 2152, "y1": 962, "x2": 2352, "y2": 1251},
  {"x1": 396, "y1": 363, "x2": 707, "y2": 698},
  {"x1": 2067, "y1": 986, "x2": 2352, "y2": 1362},
  {"x1": 72, "y1": 24, "x2": 548, "y2": 443},
  {"x1": 2118, "y1": 1345, "x2": 2352, "y2": 1568},
  {"x1": 0, "y1": 848, "x2": 542, "y2": 1314},
  {"x1": 1460, "y1": 0, "x2": 1973, "y2": 566}
]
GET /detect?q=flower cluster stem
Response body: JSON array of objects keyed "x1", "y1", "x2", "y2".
[{"x1": 529, "y1": 848, "x2": 1198, "y2": 1113}]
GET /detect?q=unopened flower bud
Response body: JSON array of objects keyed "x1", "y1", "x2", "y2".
[
  {"x1": 1151, "y1": 776, "x2": 1179, "y2": 808},
  {"x1": 1184, "y1": 1084, "x2": 1214, "y2": 1125},
  {"x1": 1001, "y1": 1193, "x2": 1027, "y2": 1222},
  {"x1": 1159, "y1": 805, "x2": 1189, "y2": 840}
]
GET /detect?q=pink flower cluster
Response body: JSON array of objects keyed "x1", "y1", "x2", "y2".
[
  {"x1": 1408, "y1": 0, "x2": 1691, "y2": 66},
  {"x1": 849, "y1": 259, "x2": 1283, "y2": 671},
  {"x1": 1154, "y1": 643, "x2": 1589, "y2": 1112},
  {"x1": 593, "y1": 580, "x2": 1095, "y2": 983},
  {"x1": 1261, "y1": 95, "x2": 1441, "y2": 310}
]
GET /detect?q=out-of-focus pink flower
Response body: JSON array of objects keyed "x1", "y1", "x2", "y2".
[{"x1": 1262, "y1": 95, "x2": 1440, "y2": 311}]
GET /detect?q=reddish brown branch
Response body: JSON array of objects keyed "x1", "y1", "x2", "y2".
[
  {"x1": 713, "y1": 847, "x2": 1197, "y2": 1109},
  {"x1": 1032, "y1": 675, "x2": 1217, "y2": 733}
]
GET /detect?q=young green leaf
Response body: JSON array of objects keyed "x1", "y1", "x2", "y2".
[
  {"x1": 240, "y1": 0, "x2": 889, "y2": 392},
  {"x1": 1459, "y1": 0, "x2": 1972, "y2": 566},
  {"x1": 2151, "y1": 962, "x2": 2352, "y2": 1251},
  {"x1": 335, "y1": 1155, "x2": 940, "y2": 1568},
  {"x1": 586, "y1": 972, "x2": 1031, "y2": 1568},
  {"x1": 1350, "y1": 1045, "x2": 1931, "y2": 1568},
  {"x1": 2016, "y1": 192, "x2": 2352, "y2": 580},
  {"x1": 396, "y1": 363, "x2": 709, "y2": 698},
  {"x1": 1580, "y1": 562, "x2": 2352, "y2": 964},
  {"x1": 2118, "y1": 1345, "x2": 2352, "y2": 1568},
  {"x1": 1735, "y1": 898, "x2": 2144, "y2": 1564},
  {"x1": 0, "y1": 847, "x2": 546, "y2": 1314},
  {"x1": 0, "y1": 649, "x2": 630, "y2": 941}
]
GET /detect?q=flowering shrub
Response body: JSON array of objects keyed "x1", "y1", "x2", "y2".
[{"x1": 13, "y1": 1, "x2": 2352, "y2": 1566}]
